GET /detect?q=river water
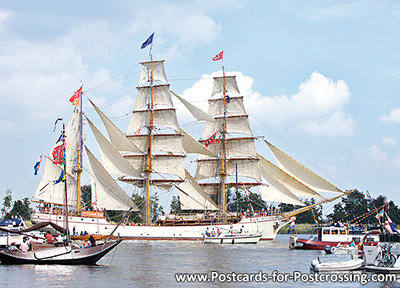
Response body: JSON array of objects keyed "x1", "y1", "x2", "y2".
[{"x1": 0, "y1": 234, "x2": 399, "y2": 287}]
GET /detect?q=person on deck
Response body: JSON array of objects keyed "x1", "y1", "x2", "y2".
[
  {"x1": 8, "y1": 242, "x2": 18, "y2": 251},
  {"x1": 89, "y1": 235, "x2": 96, "y2": 247},
  {"x1": 20, "y1": 238, "x2": 29, "y2": 252},
  {"x1": 45, "y1": 231, "x2": 54, "y2": 244}
]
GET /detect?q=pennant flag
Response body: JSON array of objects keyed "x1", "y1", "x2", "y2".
[
  {"x1": 53, "y1": 170, "x2": 66, "y2": 185},
  {"x1": 53, "y1": 118, "x2": 63, "y2": 132},
  {"x1": 141, "y1": 33, "x2": 154, "y2": 49},
  {"x1": 205, "y1": 132, "x2": 217, "y2": 147},
  {"x1": 365, "y1": 191, "x2": 372, "y2": 202},
  {"x1": 33, "y1": 155, "x2": 42, "y2": 175},
  {"x1": 386, "y1": 214, "x2": 398, "y2": 234},
  {"x1": 375, "y1": 209, "x2": 384, "y2": 219},
  {"x1": 56, "y1": 131, "x2": 64, "y2": 144},
  {"x1": 212, "y1": 51, "x2": 223, "y2": 61},
  {"x1": 91, "y1": 200, "x2": 97, "y2": 207},
  {"x1": 288, "y1": 218, "x2": 296, "y2": 234},
  {"x1": 69, "y1": 87, "x2": 82, "y2": 105},
  {"x1": 52, "y1": 143, "x2": 65, "y2": 164}
]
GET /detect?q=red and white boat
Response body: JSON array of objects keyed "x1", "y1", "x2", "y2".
[{"x1": 289, "y1": 226, "x2": 380, "y2": 250}]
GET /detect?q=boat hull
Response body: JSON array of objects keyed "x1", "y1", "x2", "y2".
[
  {"x1": 311, "y1": 258, "x2": 364, "y2": 272},
  {"x1": 0, "y1": 240, "x2": 122, "y2": 265},
  {"x1": 204, "y1": 234, "x2": 261, "y2": 244},
  {"x1": 32, "y1": 212, "x2": 290, "y2": 241}
]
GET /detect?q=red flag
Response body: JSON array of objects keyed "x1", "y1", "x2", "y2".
[
  {"x1": 69, "y1": 87, "x2": 82, "y2": 105},
  {"x1": 52, "y1": 143, "x2": 65, "y2": 164},
  {"x1": 212, "y1": 51, "x2": 223, "y2": 61},
  {"x1": 205, "y1": 132, "x2": 217, "y2": 147}
]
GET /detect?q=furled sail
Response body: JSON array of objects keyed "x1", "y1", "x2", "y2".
[
  {"x1": 138, "y1": 60, "x2": 168, "y2": 85},
  {"x1": 85, "y1": 146, "x2": 139, "y2": 211},
  {"x1": 265, "y1": 140, "x2": 343, "y2": 194},
  {"x1": 34, "y1": 157, "x2": 77, "y2": 206},
  {"x1": 89, "y1": 99, "x2": 141, "y2": 153},
  {"x1": 171, "y1": 90, "x2": 215, "y2": 122},
  {"x1": 257, "y1": 154, "x2": 323, "y2": 199},
  {"x1": 86, "y1": 117, "x2": 141, "y2": 178},
  {"x1": 176, "y1": 170, "x2": 218, "y2": 210}
]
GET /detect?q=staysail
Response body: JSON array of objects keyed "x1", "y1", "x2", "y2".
[{"x1": 85, "y1": 146, "x2": 138, "y2": 211}]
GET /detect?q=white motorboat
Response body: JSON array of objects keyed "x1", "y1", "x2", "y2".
[
  {"x1": 311, "y1": 256, "x2": 364, "y2": 272},
  {"x1": 324, "y1": 245, "x2": 359, "y2": 255}
]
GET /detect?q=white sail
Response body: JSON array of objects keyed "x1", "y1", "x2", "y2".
[
  {"x1": 212, "y1": 75, "x2": 240, "y2": 96},
  {"x1": 258, "y1": 154, "x2": 323, "y2": 199},
  {"x1": 208, "y1": 96, "x2": 247, "y2": 117},
  {"x1": 34, "y1": 157, "x2": 77, "y2": 206},
  {"x1": 172, "y1": 91, "x2": 215, "y2": 122},
  {"x1": 196, "y1": 158, "x2": 261, "y2": 182},
  {"x1": 138, "y1": 60, "x2": 168, "y2": 85},
  {"x1": 86, "y1": 117, "x2": 141, "y2": 178},
  {"x1": 126, "y1": 108, "x2": 180, "y2": 134},
  {"x1": 128, "y1": 134, "x2": 184, "y2": 154},
  {"x1": 125, "y1": 154, "x2": 185, "y2": 179},
  {"x1": 201, "y1": 115, "x2": 253, "y2": 139},
  {"x1": 177, "y1": 170, "x2": 218, "y2": 210},
  {"x1": 89, "y1": 99, "x2": 141, "y2": 153},
  {"x1": 134, "y1": 85, "x2": 174, "y2": 110},
  {"x1": 265, "y1": 140, "x2": 343, "y2": 194},
  {"x1": 65, "y1": 105, "x2": 80, "y2": 175},
  {"x1": 85, "y1": 146, "x2": 139, "y2": 211},
  {"x1": 259, "y1": 168, "x2": 305, "y2": 206},
  {"x1": 179, "y1": 128, "x2": 215, "y2": 157}
]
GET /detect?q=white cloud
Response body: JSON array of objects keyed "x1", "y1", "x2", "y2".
[
  {"x1": 285, "y1": 0, "x2": 400, "y2": 23},
  {"x1": 0, "y1": 9, "x2": 9, "y2": 30},
  {"x1": 382, "y1": 137, "x2": 397, "y2": 147},
  {"x1": 352, "y1": 144, "x2": 388, "y2": 170},
  {"x1": 380, "y1": 108, "x2": 400, "y2": 123},
  {"x1": 179, "y1": 70, "x2": 354, "y2": 137},
  {"x1": 298, "y1": 111, "x2": 356, "y2": 136}
]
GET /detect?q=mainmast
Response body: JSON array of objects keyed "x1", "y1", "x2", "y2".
[{"x1": 144, "y1": 54, "x2": 155, "y2": 226}]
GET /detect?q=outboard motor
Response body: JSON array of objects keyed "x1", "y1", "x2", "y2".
[{"x1": 324, "y1": 245, "x2": 332, "y2": 254}]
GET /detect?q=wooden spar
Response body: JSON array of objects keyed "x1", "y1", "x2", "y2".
[
  {"x1": 144, "y1": 53, "x2": 155, "y2": 226},
  {"x1": 77, "y1": 86, "x2": 83, "y2": 212},
  {"x1": 62, "y1": 122, "x2": 70, "y2": 241},
  {"x1": 221, "y1": 56, "x2": 227, "y2": 219},
  {"x1": 281, "y1": 190, "x2": 355, "y2": 218}
]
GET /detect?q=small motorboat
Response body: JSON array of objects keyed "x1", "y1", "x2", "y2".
[
  {"x1": 324, "y1": 245, "x2": 358, "y2": 255},
  {"x1": 311, "y1": 256, "x2": 364, "y2": 272},
  {"x1": 203, "y1": 226, "x2": 261, "y2": 244}
]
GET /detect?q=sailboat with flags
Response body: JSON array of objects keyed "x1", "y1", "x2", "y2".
[{"x1": 31, "y1": 35, "x2": 352, "y2": 241}]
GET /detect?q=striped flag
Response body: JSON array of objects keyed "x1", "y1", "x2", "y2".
[
  {"x1": 33, "y1": 155, "x2": 42, "y2": 175},
  {"x1": 288, "y1": 218, "x2": 296, "y2": 233}
]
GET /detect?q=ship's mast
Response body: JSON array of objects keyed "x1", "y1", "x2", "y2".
[
  {"x1": 62, "y1": 121, "x2": 70, "y2": 241},
  {"x1": 220, "y1": 59, "x2": 228, "y2": 220},
  {"x1": 76, "y1": 87, "x2": 83, "y2": 212},
  {"x1": 144, "y1": 53, "x2": 155, "y2": 226}
]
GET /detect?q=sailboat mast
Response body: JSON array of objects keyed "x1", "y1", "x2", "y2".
[
  {"x1": 76, "y1": 86, "x2": 83, "y2": 212},
  {"x1": 220, "y1": 59, "x2": 228, "y2": 219},
  {"x1": 62, "y1": 122, "x2": 70, "y2": 241},
  {"x1": 144, "y1": 54, "x2": 155, "y2": 226}
]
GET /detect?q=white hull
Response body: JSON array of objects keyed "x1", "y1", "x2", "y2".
[
  {"x1": 204, "y1": 234, "x2": 261, "y2": 244},
  {"x1": 311, "y1": 258, "x2": 364, "y2": 272},
  {"x1": 31, "y1": 212, "x2": 290, "y2": 241}
]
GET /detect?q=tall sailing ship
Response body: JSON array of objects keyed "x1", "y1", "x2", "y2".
[{"x1": 31, "y1": 52, "x2": 350, "y2": 241}]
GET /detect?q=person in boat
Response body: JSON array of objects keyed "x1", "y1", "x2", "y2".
[
  {"x1": 20, "y1": 238, "x2": 29, "y2": 252},
  {"x1": 8, "y1": 242, "x2": 18, "y2": 251},
  {"x1": 83, "y1": 240, "x2": 92, "y2": 248},
  {"x1": 45, "y1": 231, "x2": 54, "y2": 244},
  {"x1": 205, "y1": 227, "x2": 210, "y2": 237},
  {"x1": 217, "y1": 228, "x2": 221, "y2": 237},
  {"x1": 72, "y1": 226, "x2": 76, "y2": 236},
  {"x1": 350, "y1": 240, "x2": 355, "y2": 247},
  {"x1": 89, "y1": 235, "x2": 96, "y2": 247},
  {"x1": 55, "y1": 232, "x2": 64, "y2": 247}
]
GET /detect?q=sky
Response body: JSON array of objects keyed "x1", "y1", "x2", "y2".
[{"x1": 0, "y1": 0, "x2": 400, "y2": 214}]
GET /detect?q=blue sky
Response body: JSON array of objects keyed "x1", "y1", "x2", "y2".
[{"x1": 0, "y1": 0, "x2": 400, "y2": 213}]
